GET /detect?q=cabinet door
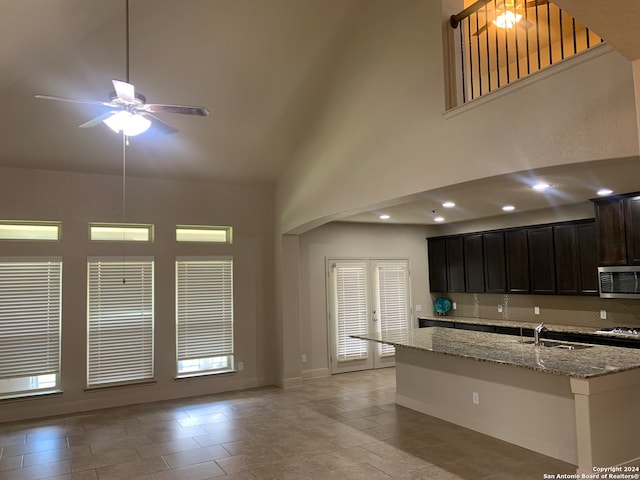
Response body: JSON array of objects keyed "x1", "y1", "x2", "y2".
[
  {"x1": 446, "y1": 236, "x2": 465, "y2": 292},
  {"x1": 528, "y1": 226, "x2": 556, "y2": 294},
  {"x1": 554, "y1": 224, "x2": 579, "y2": 295},
  {"x1": 427, "y1": 237, "x2": 447, "y2": 292},
  {"x1": 464, "y1": 234, "x2": 485, "y2": 292},
  {"x1": 505, "y1": 229, "x2": 530, "y2": 293},
  {"x1": 576, "y1": 222, "x2": 598, "y2": 295},
  {"x1": 483, "y1": 231, "x2": 506, "y2": 293},
  {"x1": 625, "y1": 196, "x2": 640, "y2": 265},
  {"x1": 594, "y1": 198, "x2": 627, "y2": 265}
]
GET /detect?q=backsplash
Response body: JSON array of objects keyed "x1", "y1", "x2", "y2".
[{"x1": 429, "y1": 293, "x2": 640, "y2": 328}]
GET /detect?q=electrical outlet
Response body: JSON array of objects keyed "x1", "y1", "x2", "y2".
[
  {"x1": 452, "y1": 302, "x2": 457, "y2": 310},
  {"x1": 600, "y1": 310, "x2": 607, "y2": 320},
  {"x1": 416, "y1": 304, "x2": 422, "y2": 312},
  {"x1": 498, "y1": 304, "x2": 503, "y2": 313},
  {"x1": 472, "y1": 392, "x2": 480, "y2": 405},
  {"x1": 534, "y1": 306, "x2": 540, "y2": 315},
  {"x1": 302, "y1": 354, "x2": 307, "y2": 363},
  {"x1": 238, "y1": 362, "x2": 244, "y2": 371}
]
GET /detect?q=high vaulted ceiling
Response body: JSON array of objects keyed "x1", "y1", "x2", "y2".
[
  {"x1": 2, "y1": 1, "x2": 640, "y2": 226},
  {"x1": 1, "y1": 0, "x2": 361, "y2": 182}
]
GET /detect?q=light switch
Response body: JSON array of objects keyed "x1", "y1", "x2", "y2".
[{"x1": 534, "y1": 306, "x2": 540, "y2": 315}]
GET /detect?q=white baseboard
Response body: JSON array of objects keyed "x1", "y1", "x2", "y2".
[
  {"x1": 277, "y1": 376, "x2": 303, "y2": 389},
  {"x1": 302, "y1": 367, "x2": 329, "y2": 379}
]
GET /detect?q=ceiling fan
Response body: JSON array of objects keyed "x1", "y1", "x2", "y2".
[
  {"x1": 473, "y1": 0, "x2": 548, "y2": 37},
  {"x1": 35, "y1": 1, "x2": 208, "y2": 136}
]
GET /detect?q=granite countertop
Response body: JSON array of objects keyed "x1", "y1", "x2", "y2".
[
  {"x1": 418, "y1": 315, "x2": 640, "y2": 339},
  {"x1": 353, "y1": 327, "x2": 640, "y2": 378}
]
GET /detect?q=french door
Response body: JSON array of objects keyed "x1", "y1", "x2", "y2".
[{"x1": 327, "y1": 259, "x2": 411, "y2": 374}]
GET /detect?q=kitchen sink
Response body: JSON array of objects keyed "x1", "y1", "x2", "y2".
[{"x1": 521, "y1": 340, "x2": 592, "y2": 350}]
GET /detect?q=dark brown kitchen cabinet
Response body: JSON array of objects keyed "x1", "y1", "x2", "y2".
[
  {"x1": 554, "y1": 224, "x2": 579, "y2": 295},
  {"x1": 625, "y1": 195, "x2": 640, "y2": 265},
  {"x1": 505, "y1": 229, "x2": 529, "y2": 293},
  {"x1": 576, "y1": 222, "x2": 598, "y2": 294},
  {"x1": 427, "y1": 237, "x2": 447, "y2": 292},
  {"x1": 592, "y1": 193, "x2": 640, "y2": 266},
  {"x1": 483, "y1": 231, "x2": 506, "y2": 293},
  {"x1": 528, "y1": 226, "x2": 556, "y2": 294},
  {"x1": 593, "y1": 197, "x2": 627, "y2": 265},
  {"x1": 464, "y1": 234, "x2": 485, "y2": 292},
  {"x1": 446, "y1": 236, "x2": 465, "y2": 292}
]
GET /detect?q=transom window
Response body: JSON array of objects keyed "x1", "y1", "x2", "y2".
[
  {"x1": 89, "y1": 223, "x2": 154, "y2": 242},
  {"x1": 0, "y1": 221, "x2": 61, "y2": 241},
  {"x1": 176, "y1": 225, "x2": 232, "y2": 244}
]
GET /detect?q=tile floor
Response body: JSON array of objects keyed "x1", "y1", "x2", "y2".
[{"x1": 0, "y1": 368, "x2": 576, "y2": 480}]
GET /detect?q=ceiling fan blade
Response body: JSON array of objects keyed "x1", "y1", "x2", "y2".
[
  {"x1": 35, "y1": 94, "x2": 114, "y2": 108},
  {"x1": 145, "y1": 114, "x2": 179, "y2": 135},
  {"x1": 143, "y1": 104, "x2": 209, "y2": 117},
  {"x1": 112, "y1": 80, "x2": 136, "y2": 103},
  {"x1": 78, "y1": 112, "x2": 116, "y2": 129}
]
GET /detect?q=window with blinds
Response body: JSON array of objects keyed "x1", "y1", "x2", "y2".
[
  {"x1": 87, "y1": 257, "x2": 154, "y2": 388},
  {"x1": 334, "y1": 262, "x2": 369, "y2": 362},
  {"x1": 0, "y1": 257, "x2": 62, "y2": 399},
  {"x1": 375, "y1": 262, "x2": 410, "y2": 357},
  {"x1": 176, "y1": 257, "x2": 234, "y2": 376}
]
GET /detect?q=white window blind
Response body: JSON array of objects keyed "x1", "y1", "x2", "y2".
[
  {"x1": 176, "y1": 258, "x2": 233, "y2": 374},
  {"x1": 87, "y1": 257, "x2": 154, "y2": 387},
  {"x1": 334, "y1": 262, "x2": 369, "y2": 362},
  {"x1": 376, "y1": 262, "x2": 410, "y2": 357},
  {"x1": 0, "y1": 258, "x2": 61, "y2": 394}
]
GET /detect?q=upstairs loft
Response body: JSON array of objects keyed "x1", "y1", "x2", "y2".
[{"x1": 447, "y1": 0, "x2": 603, "y2": 107}]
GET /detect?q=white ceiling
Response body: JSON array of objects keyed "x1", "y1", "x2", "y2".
[{"x1": 2, "y1": 1, "x2": 640, "y2": 227}]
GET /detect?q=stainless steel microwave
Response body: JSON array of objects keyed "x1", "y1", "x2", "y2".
[{"x1": 598, "y1": 266, "x2": 640, "y2": 299}]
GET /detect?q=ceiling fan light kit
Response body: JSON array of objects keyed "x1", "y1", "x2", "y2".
[
  {"x1": 492, "y1": 10, "x2": 522, "y2": 29},
  {"x1": 103, "y1": 110, "x2": 152, "y2": 137}
]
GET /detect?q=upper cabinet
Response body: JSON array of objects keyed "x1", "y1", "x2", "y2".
[
  {"x1": 505, "y1": 229, "x2": 530, "y2": 294},
  {"x1": 464, "y1": 234, "x2": 485, "y2": 293},
  {"x1": 527, "y1": 226, "x2": 556, "y2": 294},
  {"x1": 483, "y1": 231, "x2": 506, "y2": 293},
  {"x1": 446, "y1": 237, "x2": 466, "y2": 292},
  {"x1": 427, "y1": 237, "x2": 447, "y2": 293},
  {"x1": 592, "y1": 193, "x2": 640, "y2": 266},
  {"x1": 554, "y1": 221, "x2": 598, "y2": 295},
  {"x1": 427, "y1": 219, "x2": 597, "y2": 296}
]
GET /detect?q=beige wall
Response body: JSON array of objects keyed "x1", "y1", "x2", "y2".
[
  {"x1": 297, "y1": 222, "x2": 433, "y2": 378},
  {"x1": 0, "y1": 166, "x2": 275, "y2": 422},
  {"x1": 276, "y1": 1, "x2": 638, "y2": 235}
]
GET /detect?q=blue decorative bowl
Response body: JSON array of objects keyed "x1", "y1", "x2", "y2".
[{"x1": 434, "y1": 297, "x2": 452, "y2": 315}]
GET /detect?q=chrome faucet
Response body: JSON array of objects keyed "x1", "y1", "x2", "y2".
[{"x1": 534, "y1": 322, "x2": 547, "y2": 346}]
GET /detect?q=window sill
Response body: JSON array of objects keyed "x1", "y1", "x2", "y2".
[
  {"x1": 0, "y1": 389, "x2": 63, "y2": 402},
  {"x1": 175, "y1": 369, "x2": 236, "y2": 380},
  {"x1": 85, "y1": 379, "x2": 157, "y2": 392}
]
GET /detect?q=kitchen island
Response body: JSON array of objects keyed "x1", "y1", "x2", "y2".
[{"x1": 353, "y1": 328, "x2": 640, "y2": 474}]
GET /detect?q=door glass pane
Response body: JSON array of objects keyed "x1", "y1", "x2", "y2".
[
  {"x1": 376, "y1": 262, "x2": 409, "y2": 357},
  {"x1": 334, "y1": 262, "x2": 369, "y2": 361}
]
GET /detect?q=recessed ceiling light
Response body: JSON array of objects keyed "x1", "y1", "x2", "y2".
[
  {"x1": 442, "y1": 201, "x2": 455, "y2": 208},
  {"x1": 502, "y1": 205, "x2": 515, "y2": 212},
  {"x1": 532, "y1": 182, "x2": 550, "y2": 191},
  {"x1": 379, "y1": 214, "x2": 390, "y2": 220},
  {"x1": 434, "y1": 216, "x2": 445, "y2": 222},
  {"x1": 597, "y1": 188, "x2": 613, "y2": 196}
]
